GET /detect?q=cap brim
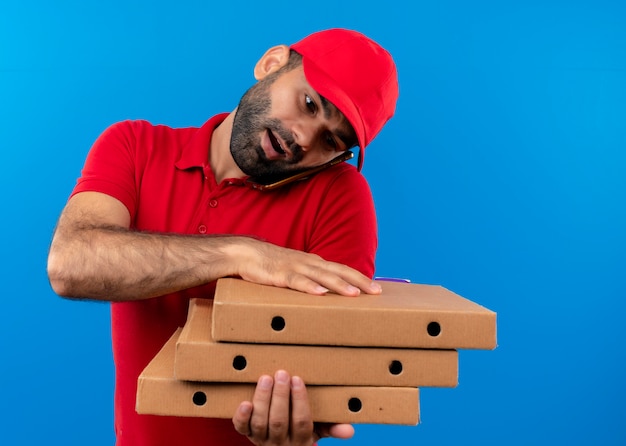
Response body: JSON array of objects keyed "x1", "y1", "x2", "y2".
[{"x1": 301, "y1": 56, "x2": 367, "y2": 170}]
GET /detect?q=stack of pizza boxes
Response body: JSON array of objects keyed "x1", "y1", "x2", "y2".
[{"x1": 137, "y1": 278, "x2": 497, "y2": 425}]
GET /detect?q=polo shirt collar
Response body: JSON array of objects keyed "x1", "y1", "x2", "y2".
[{"x1": 175, "y1": 113, "x2": 229, "y2": 171}]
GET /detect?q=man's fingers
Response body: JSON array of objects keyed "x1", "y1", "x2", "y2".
[
  {"x1": 287, "y1": 265, "x2": 382, "y2": 297},
  {"x1": 280, "y1": 258, "x2": 382, "y2": 297},
  {"x1": 232, "y1": 402, "x2": 253, "y2": 436},
  {"x1": 267, "y1": 370, "x2": 291, "y2": 443},
  {"x1": 318, "y1": 262, "x2": 382, "y2": 296},
  {"x1": 314, "y1": 423, "x2": 355, "y2": 441},
  {"x1": 328, "y1": 423, "x2": 356, "y2": 439},
  {"x1": 233, "y1": 372, "x2": 324, "y2": 445},
  {"x1": 290, "y1": 376, "x2": 314, "y2": 444},
  {"x1": 249, "y1": 375, "x2": 273, "y2": 440}
]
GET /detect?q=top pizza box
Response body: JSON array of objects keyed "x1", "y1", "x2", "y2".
[{"x1": 211, "y1": 278, "x2": 497, "y2": 350}]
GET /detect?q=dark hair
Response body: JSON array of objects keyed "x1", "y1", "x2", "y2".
[{"x1": 281, "y1": 49, "x2": 303, "y2": 72}]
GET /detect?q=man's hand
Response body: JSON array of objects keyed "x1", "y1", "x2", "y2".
[
  {"x1": 233, "y1": 370, "x2": 355, "y2": 446},
  {"x1": 227, "y1": 238, "x2": 382, "y2": 298}
]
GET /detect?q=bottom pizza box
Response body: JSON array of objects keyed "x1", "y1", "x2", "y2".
[{"x1": 137, "y1": 328, "x2": 420, "y2": 425}]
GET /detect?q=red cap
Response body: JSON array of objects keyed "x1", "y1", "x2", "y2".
[{"x1": 291, "y1": 28, "x2": 399, "y2": 171}]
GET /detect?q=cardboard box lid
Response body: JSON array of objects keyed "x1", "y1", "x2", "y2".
[
  {"x1": 212, "y1": 278, "x2": 497, "y2": 349},
  {"x1": 137, "y1": 328, "x2": 420, "y2": 425},
  {"x1": 175, "y1": 298, "x2": 458, "y2": 387}
]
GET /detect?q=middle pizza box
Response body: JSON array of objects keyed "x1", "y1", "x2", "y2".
[{"x1": 174, "y1": 298, "x2": 458, "y2": 388}]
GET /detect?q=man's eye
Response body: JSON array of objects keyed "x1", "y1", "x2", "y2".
[
  {"x1": 325, "y1": 133, "x2": 337, "y2": 149},
  {"x1": 305, "y1": 95, "x2": 316, "y2": 113}
]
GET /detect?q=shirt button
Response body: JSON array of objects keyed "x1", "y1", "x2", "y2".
[
  {"x1": 209, "y1": 199, "x2": 218, "y2": 208},
  {"x1": 198, "y1": 225, "x2": 207, "y2": 234}
]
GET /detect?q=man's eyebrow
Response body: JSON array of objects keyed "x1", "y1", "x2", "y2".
[
  {"x1": 319, "y1": 95, "x2": 358, "y2": 148},
  {"x1": 319, "y1": 95, "x2": 334, "y2": 120}
]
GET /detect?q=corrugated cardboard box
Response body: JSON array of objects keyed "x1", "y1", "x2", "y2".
[
  {"x1": 175, "y1": 298, "x2": 458, "y2": 387},
  {"x1": 137, "y1": 329, "x2": 420, "y2": 425},
  {"x1": 212, "y1": 278, "x2": 497, "y2": 349}
]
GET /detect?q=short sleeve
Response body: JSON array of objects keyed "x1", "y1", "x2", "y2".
[{"x1": 72, "y1": 120, "x2": 144, "y2": 220}]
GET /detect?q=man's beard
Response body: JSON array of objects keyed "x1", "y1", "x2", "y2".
[{"x1": 230, "y1": 78, "x2": 308, "y2": 184}]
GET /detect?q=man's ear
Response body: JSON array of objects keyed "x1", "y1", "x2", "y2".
[{"x1": 253, "y1": 45, "x2": 290, "y2": 80}]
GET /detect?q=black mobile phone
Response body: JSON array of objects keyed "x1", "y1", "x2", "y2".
[{"x1": 245, "y1": 150, "x2": 354, "y2": 191}]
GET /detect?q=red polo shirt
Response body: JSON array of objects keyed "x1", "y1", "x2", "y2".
[{"x1": 72, "y1": 114, "x2": 378, "y2": 446}]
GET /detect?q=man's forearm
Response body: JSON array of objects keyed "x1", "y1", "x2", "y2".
[{"x1": 47, "y1": 225, "x2": 241, "y2": 301}]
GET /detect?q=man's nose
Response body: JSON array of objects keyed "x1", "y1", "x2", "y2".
[{"x1": 292, "y1": 121, "x2": 321, "y2": 151}]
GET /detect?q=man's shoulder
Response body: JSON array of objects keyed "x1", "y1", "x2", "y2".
[
  {"x1": 105, "y1": 119, "x2": 199, "y2": 136},
  {"x1": 97, "y1": 119, "x2": 212, "y2": 157}
]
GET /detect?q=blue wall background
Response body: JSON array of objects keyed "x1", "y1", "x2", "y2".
[{"x1": 2, "y1": 0, "x2": 624, "y2": 444}]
